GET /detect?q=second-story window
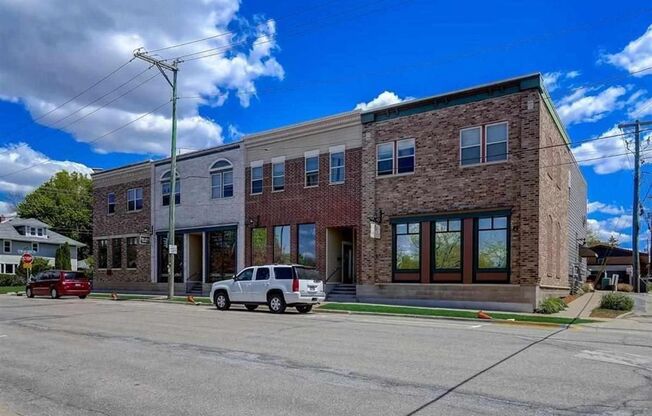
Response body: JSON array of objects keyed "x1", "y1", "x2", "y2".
[
  {"x1": 460, "y1": 122, "x2": 508, "y2": 166},
  {"x1": 305, "y1": 151, "x2": 319, "y2": 187},
  {"x1": 107, "y1": 193, "x2": 116, "y2": 214},
  {"x1": 272, "y1": 158, "x2": 285, "y2": 192},
  {"x1": 210, "y1": 159, "x2": 234, "y2": 199},
  {"x1": 127, "y1": 188, "x2": 143, "y2": 212},
  {"x1": 377, "y1": 139, "x2": 415, "y2": 176},
  {"x1": 330, "y1": 146, "x2": 345, "y2": 184},
  {"x1": 251, "y1": 161, "x2": 263, "y2": 195},
  {"x1": 161, "y1": 171, "x2": 180, "y2": 206}
]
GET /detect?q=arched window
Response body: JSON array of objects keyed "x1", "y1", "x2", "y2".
[
  {"x1": 210, "y1": 159, "x2": 233, "y2": 199},
  {"x1": 161, "y1": 170, "x2": 180, "y2": 207}
]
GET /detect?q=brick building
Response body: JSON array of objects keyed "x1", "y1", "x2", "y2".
[
  {"x1": 244, "y1": 112, "x2": 362, "y2": 290},
  {"x1": 358, "y1": 74, "x2": 584, "y2": 311},
  {"x1": 92, "y1": 161, "x2": 153, "y2": 290}
]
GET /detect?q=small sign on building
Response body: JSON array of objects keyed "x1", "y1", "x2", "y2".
[
  {"x1": 168, "y1": 245, "x2": 178, "y2": 255},
  {"x1": 370, "y1": 222, "x2": 381, "y2": 239},
  {"x1": 139, "y1": 235, "x2": 150, "y2": 245}
]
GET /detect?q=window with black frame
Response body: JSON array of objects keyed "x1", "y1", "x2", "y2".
[
  {"x1": 477, "y1": 216, "x2": 509, "y2": 270},
  {"x1": 394, "y1": 222, "x2": 420, "y2": 271},
  {"x1": 207, "y1": 229, "x2": 237, "y2": 283},
  {"x1": 157, "y1": 235, "x2": 183, "y2": 282},
  {"x1": 433, "y1": 219, "x2": 462, "y2": 271}
]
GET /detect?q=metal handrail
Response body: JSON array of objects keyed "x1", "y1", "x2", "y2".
[{"x1": 323, "y1": 267, "x2": 341, "y2": 284}]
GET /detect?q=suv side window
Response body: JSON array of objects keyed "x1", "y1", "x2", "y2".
[
  {"x1": 236, "y1": 268, "x2": 254, "y2": 281},
  {"x1": 273, "y1": 267, "x2": 293, "y2": 280},
  {"x1": 255, "y1": 267, "x2": 270, "y2": 280}
]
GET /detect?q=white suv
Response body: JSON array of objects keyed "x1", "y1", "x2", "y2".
[{"x1": 210, "y1": 264, "x2": 325, "y2": 313}]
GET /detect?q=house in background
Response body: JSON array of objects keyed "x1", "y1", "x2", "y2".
[
  {"x1": 586, "y1": 244, "x2": 649, "y2": 288},
  {"x1": 0, "y1": 217, "x2": 84, "y2": 274}
]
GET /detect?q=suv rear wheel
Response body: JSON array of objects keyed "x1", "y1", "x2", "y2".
[
  {"x1": 50, "y1": 288, "x2": 59, "y2": 299},
  {"x1": 267, "y1": 292, "x2": 286, "y2": 314},
  {"x1": 26, "y1": 287, "x2": 34, "y2": 298},
  {"x1": 296, "y1": 305, "x2": 313, "y2": 314},
  {"x1": 214, "y1": 291, "x2": 230, "y2": 310}
]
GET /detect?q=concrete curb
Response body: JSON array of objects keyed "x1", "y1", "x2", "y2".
[{"x1": 314, "y1": 308, "x2": 576, "y2": 328}]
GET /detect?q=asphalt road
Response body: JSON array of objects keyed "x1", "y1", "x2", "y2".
[{"x1": 1, "y1": 296, "x2": 651, "y2": 416}]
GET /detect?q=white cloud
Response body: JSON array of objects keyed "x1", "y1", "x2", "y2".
[
  {"x1": 587, "y1": 201, "x2": 626, "y2": 215},
  {"x1": 556, "y1": 86, "x2": 627, "y2": 125},
  {"x1": 0, "y1": 143, "x2": 93, "y2": 195},
  {"x1": 571, "y1": 125, "x2": 652, "y2": 174},
  {"x1": 227, "y1": 124, "x2": 245, "y2": 141},
  {"x1": 587, "y1": 217, "x2": 631, "y2": 244},
  {"x1": 0, "y1": 201, "x2": 16, "y2": 217},
  {"x1": 354, "y1": 91, "x2": 413, "y2": 111},
  {"x1": 604, "y1": 24, "x2": 652, "y2": 77},
  {"x1": 628, "y1": 95, "x2": 652, "y2": 118},
  {"x1": 0, "y1": 1, "x2": 284, "y2": 156},
  {"x1": 542, "y1": 70, "x2": 580, "y2": 92}
]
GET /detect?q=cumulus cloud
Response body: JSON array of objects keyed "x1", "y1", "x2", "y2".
[
  {"x1": 354, "y1": 91, "x2": 413, "y2": 111},
  {"x1": 0, "y1": 201, "x2": 16, "y2": 217},
  {"x1": 628, "y1": 95, "x2": 652, "y2": 118},
  {"x1": 542, "y1": 70, "x2": 580, "y2": 92},
  {"x1": 0, "y1": 143, "x2": 93, "y2": 195},
  {"x1": 604, "y1": 24, "x2": 652, "y2": 77},
  {"x1": 556, "y1": 86, "x2": 627, "y2": 125},
  {"x1": 588, "y1": 201, "x2": 626, "y2": 215},
  {"x1": 0, "y1": 1, "x2": 284, "y2": 156},
  {"x1": 587, "y1": 218, "x2": 630, "y2": 244},
  {"x1": 571, "y1": 125, "x2": 652, "y2": 174}
]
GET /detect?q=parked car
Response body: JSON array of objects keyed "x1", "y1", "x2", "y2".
[
  {"x1": 210, "y1": 265, "x2": 325, "y2": 313},
  {"x1": 25, "y1": 270, "x2": 91, "y2": 299}
]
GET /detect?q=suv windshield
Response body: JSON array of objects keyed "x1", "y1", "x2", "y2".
[
  {"x1": 63, "y1": 272, "x2": 87, "y2": 281},
  {"x1": 294, "y1": 267, "x2": 320, "y2": 281}
]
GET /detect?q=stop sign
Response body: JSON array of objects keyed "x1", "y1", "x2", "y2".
[{"x1": 21, "y1": 253, "x2": 33, "y2": 265}]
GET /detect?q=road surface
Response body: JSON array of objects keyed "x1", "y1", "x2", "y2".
[{"x1": 0, "y1": 296, "x2": 651, "y2": 415}]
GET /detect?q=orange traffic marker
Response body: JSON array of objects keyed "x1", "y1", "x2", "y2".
[
  {"x1": 111, "y1": 292, "x2": 118, "y2": 301},
  {"x1": 477, "y1": 310, "x2": 492, "y2": 320}
]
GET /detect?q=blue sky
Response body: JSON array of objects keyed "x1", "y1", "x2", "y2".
[{"x1": 0, "y1": 0, "x2": 651, "y2": 247}]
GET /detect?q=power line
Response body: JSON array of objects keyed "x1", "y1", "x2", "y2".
[{"x1": 0, "y1": 100, "x2": 171, "y2": 181}]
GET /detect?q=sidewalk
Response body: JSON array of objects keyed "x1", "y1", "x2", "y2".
[{"x1": 553, "y1": 292, "x2": 604, "y2": 319}]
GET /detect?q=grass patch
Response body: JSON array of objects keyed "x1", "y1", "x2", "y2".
[
  {"x1": 590, "y1": 308, "x2": 629, "y2": 319},
  {"x1": 318, "y1": 303, "x2": 596, "y2": 325},
  {"x1": 0, "y1": 286, "x2": 23, "y2": 294}
]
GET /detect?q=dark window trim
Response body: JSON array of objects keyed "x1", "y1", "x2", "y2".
[
  {"x1": 273, "y1": 224, "x2": 291, "y2": 264},
  {"x1": 390, "y1": 209, "x2": 511, "y2": 225},
  {"x1": 472, "y1": 215, "x2": 511, "y2": 283},
  {"x1": 392, "y1": 222, "x2": 421, "y2": 281},
  {"x1": 205, "y1": 228, "x2": 238, "y2": 283},
  {"x1": 296, "y1": 222, "x2": 317, "y2": 266},
  {"x1": 431, "y1": 218, "x2": 463, "y2": 274}
]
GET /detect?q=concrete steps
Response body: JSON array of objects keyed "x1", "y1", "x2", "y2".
[{"x1": 326, "y1": 284, "x2": 357, "y2": 302}]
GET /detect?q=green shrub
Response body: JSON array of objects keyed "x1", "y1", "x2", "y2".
[
  {"x1": 55, "y1": 242, "x2": 72, "y2": 270},
  {"x1": 0, "y1": 274, "x2": 25, "y2": 286},
  {"x1": 538, "y1": 297, "x2": 567, "y2": 314},
  {"x1": 600, "y1": 293, "x2": 634, "y2": 311},
  {"x1": 617, "y1": 283, "x2": 634, "y2": 292}
]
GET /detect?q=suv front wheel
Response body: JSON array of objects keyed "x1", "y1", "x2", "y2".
[
  {"x1": 50, "y1": 288, "x2": 59, "y2": 299},
  {"x1": 214, "y1": 291, "x2": 230, "y2": 310},
  {"x1": 267, "y1": 292, "x2": 286, "y2": 314}
]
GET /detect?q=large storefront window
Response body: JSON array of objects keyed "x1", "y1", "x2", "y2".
[
  {"x1": 158, "y1": 234, "x2": 183, "y2": 283},
  {"x1": 207, "y1": 229, "x2": 237, "y2": 283},
  {"x1": 297, "y1": 223, "x2": 316, "y2": 267},
  {"x1": 477, "y1": 216, "x2": 508, "y2": 270},
  {"x1": 251, "y1": 228, "x2": 267, "y2": 266},
  {"x1": 274, "y1": 225, "x2": 291, "y2": 264},
  {"x1": 127, "y1": 237, "x2": 138, "y2": 269},
  {"x1": 434, "y1": 219, "x2": 461, "y2": 270},
  {"x1": 111, "y1": 238, "x2": 122, "y2": 269},
  {"x1": 394, "y1": 222, "x2": 420, "y2": 270}
]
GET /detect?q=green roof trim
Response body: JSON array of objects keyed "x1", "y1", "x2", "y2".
[{"x1": 361, "y1": 73, "x2": 570, "y2": 147}]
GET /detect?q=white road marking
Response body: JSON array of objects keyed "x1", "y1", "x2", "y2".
[
  {"x1": 576, "y1": 350, "x2": 652, "y2": 370},
  {"x1": 314, "y1": 314, "x2": 483, "y2": 329},
  {"x1": 0, "y1": 334, "x2": 6, "y2": 338}
]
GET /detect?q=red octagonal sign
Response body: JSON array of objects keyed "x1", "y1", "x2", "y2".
[{"x1": 21, "y1": 253, "x2": 33, "y2": 265}]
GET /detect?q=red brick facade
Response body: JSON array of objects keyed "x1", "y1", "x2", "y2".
[
  {"x1": 92, "y1": 163, "x2": 152, "y2": 287},
  {"x1": 244, "y1": 149, "x2": 361, "y2": 280}
]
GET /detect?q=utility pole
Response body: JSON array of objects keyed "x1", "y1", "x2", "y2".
[
  {"x1": 619, "y1": 120, "x2": 652, "y2": 293},
  {"x1": 134, "y1": 49, "x2": 179, "y2": 300}
]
